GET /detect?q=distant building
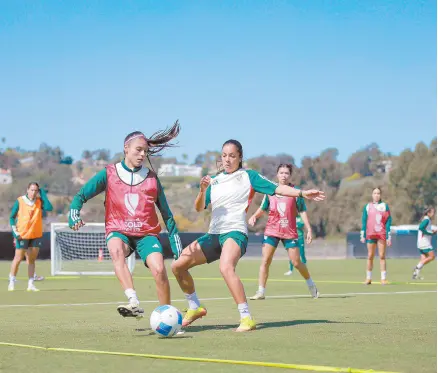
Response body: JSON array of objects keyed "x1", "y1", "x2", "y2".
[
  {"x1": 19, "y1": 156, "x2": 34, "y2": 167},
  {"x1": 158, "y1": 164, "x2": 202, "y2": 177},
  {"x1": 376, "y1": 160, "x2": 393, "y2": 174},
  {"x1": 0, "y1": 169, "x2": 12, "y2": 184}
]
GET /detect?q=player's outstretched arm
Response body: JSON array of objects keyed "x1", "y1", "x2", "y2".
[
  {"x1": 156, "y1": 178, "x2": 182, "y2": 259},
  {"x1": 69, "y1": 169, "x2": 107, "y2": 230}
]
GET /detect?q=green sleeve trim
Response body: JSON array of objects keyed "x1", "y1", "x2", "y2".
[
  {"x1": 385, "y1": 204, "x2": 392, "y2": 239},
  {"x1": 419, "y1": 219, "x2": 433, "y2": 235},
  {"x1": 156, "y1": 178, "x2": 182, "y2": 258},
  {"x1": 294, "y1": 186, "x2": 307, "y2": 212},
  {"x1": 246, "y1": 170, "x2": 278, "y2": 195},
  {"x1": 260, "y1": 195, "x2": 270, "y2": 211},
  {"x1": 39, "y1": 189, "x2": 53, "y2": 212},
  {"x1": 70, "y1": 169, "x2": 107, "y2": 211},
  {"x1": 296, "y1": 216, "x2": 305, "y2": 236},
  {"x1": 361, "y1": 204, "x2": 368, "y2": 239},
  {"x1": 9, "y1": 200, "x2": 19, "y2": 227},
  {"x1": 205, "y1": 185, "x2": 211, "y2": 209}
]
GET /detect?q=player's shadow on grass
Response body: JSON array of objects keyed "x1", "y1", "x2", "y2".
[
  {"x1": 184, "y1": 319, "x2": 379, "y2": 333},
  {"x1": 39, "y1": 288, "x2": 101, "y2": 291}
]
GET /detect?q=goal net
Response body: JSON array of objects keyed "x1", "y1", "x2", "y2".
[{"x1": 51, "y1": 223, "x2": 136, "y2": 276}]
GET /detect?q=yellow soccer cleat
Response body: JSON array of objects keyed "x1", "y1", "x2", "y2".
[
  {"x1": 364, "y1": 279, "x2": 372, "y2": 285},
  {"x1": 381, "y1": 279, "x2": 389, "y2": 285},
  {"x1": 236, "y1": 316, "x2": 256, "y2": 332},
  {"x1": 26, "y1": 285, "x2": 40, "y2": 292},
  {"x1": 182, "y1": 306, "x2": 207, "y2": 327}
]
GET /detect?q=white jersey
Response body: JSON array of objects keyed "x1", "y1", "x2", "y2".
[
  {"x1": 205, "y1": 169, "x2": 278, "y2": 235},
  {"x1": 417, "y1": 216, "x2": 433, "y2": 249}
]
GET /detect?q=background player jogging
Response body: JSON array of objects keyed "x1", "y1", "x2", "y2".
[
  {"x1": 69, "y1": 122, "x2": 182, "y2": 318},
  {"x1": 8, "y1": 182, "x2": 53, "y2": 292},
  {"x1": 412, "y1": 206, "x2": 436, "y2": 280},
  {"x1": 248, "y1": 163, "x2": 318, "y2": 300},
  {"x1": 171, "y1": 140, "x2": 325, "y2": 333},
  {"x1": 284, "y1": 215, "x2": 307, "y2": 276}
]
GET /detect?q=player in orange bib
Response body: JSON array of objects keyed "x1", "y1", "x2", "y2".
[{"x1": 8, "y1": 182, "x2": 53, "y2": 291}]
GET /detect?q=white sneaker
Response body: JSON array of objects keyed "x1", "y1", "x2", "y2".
[
  {"x1": 308, "y1": 284, "x2": 319, "y2": 299},
  {"x1": 117, "y1": 302, "x2": 145, "y2": 319},
  {"x1": 284, "y1": 270, "x2": 293, "y2": 276},
  {"x1": 8, "y1": 282, "x2": 14, "y2": 291},
  {"x1": 27, "y1": 284, "x2": 40, "y2": 292},
  {"x1": 33, "y1": 274, "x2": 45, "y2": 281},
  {"x1": 249, "y1": 292, "x2": 265, "y2": 300}
]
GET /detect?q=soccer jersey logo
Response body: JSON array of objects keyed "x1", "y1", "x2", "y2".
[
  {"x1": 374, "y1": 213, "x2": 383, "y2": 232},
  {"x1": 124, "y1": 193, "x2": 139, "y2": 216},
  {"x1": 277, "y1": 202, "x2": 286, "y2": 217}
]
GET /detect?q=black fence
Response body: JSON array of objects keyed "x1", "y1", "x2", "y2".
[{"x1": 347, "y1": 231, "x2": 437, "y2": 258}]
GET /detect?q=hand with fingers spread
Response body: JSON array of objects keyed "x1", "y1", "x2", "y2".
[{"x1": 301, "y1": 190, "x2": 326, "y2": 202}]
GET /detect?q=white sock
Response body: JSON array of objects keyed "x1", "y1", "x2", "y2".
[
  {"x1": 381, "y1": 271, "x2": 387, "y2": 280},
  {"x1": 305, "y1": 278, "x2": 314, "y2": 287},
  {"x1": 238, "y1": 302, "x2": 251, "y2": 319},
  {"x1": 258, "y1": 286, "x2": 265, "y2": 294},
  {"x1": 366, "y1": 271, "x2": 372, "y2": 280},
  {"x1": 28, "y1": 278, "x2": 34, "y2": 287},
  {"x1": 124, "y1": 288, "x2": 139, "y2": 304},
  {"x1": 416, "y1": 262, "x2": 424, "y2": 270},
  {"x1": 9, "y1": 274, "x2": 15, "y2": 282},
  {"x1": 185, "y1": 292, "x2": 200, "y2": 310}
]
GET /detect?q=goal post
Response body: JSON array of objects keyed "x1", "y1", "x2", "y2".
[{"x1": 50, "y1": 223, "x2": 136, "y2": 276}]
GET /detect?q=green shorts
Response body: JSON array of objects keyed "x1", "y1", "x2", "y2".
[
  {"x1": 14, "y1": 237, "x2": 43, "y2": 250},
  {"x1": 106, "y1": 232, "x2": 163, "y2": 263},
  {"x1": 419, "y1": 247, "x2": 434, "y2": 255},
  {"x1": 197, "y1": 231, "x2": 248, "y2": 264},
  {"x1": 263, "y1": 236, "x2": 299, "y2": 250},
  {"x1": 366, "y1": 239, "x2": 378, "y2": 244}
]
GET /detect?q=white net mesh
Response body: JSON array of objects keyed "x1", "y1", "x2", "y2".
[{"x1": 51, "y1": 223, "x2": 136, "y2": 275}]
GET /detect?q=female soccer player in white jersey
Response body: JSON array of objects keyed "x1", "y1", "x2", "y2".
[
  {"x1": 8, "y1": 182, "x2": 53, "y2": 291},
  {"x1": 247, "y1": 163, "x2": 319, "y2": 300},
  {"x1": 412, "y1": 207, "x2": 436, "y2": 279},
  {"x1": 171, "y1": 140, "x2": 325, "y2": 332},
  {"x1": 69, "y1": 122, "x2": 182, "y2": 318},
  {"x1": 360, "y1": 187, "x2": 392, "y2": 285}
]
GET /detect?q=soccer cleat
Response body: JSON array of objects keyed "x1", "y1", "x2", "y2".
[
  {"x1": 8, "y1": 282, "x2": 14, "y2": 292},
  {"x1": 284, "y1": 270, "x2": 293, "y2": 276},
  {"x1": 236, "y1": 316, "x2": 256, "y2": 332},
  {"x1": 27, "y1": 284, "x2": 40, "y2": 292},
  {"x1": 33, "y1": 274, "x2": 45, "y2": 281},
  {"x1": 117, "y1": 303, "x2": 144, "y2": 319},
  {"x1": 249, "y1": 292, "x2": 265, "y2": 300},
  {"x1": 365, "y1": 279, "x2": 372, "y2": 285},
  {"x1": 412, "y1": 269, "x2": 418, "y2": 280},
  {"x1": 182, "y1": 306, "x2": 207, "y2": 327},
  {"x1": 380, "y1": 279, "x2": 389, "y2": 285},
  {"x1": 308, "y1": 284, "x2": 319, "y2": 299}
]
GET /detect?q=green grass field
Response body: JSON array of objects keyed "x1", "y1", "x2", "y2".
[{"x1": 0, "y1": 259, "x2": 436, "y2": 373}]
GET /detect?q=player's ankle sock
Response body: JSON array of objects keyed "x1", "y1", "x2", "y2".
[
  {"x1": 305, "y1": 278, "x2": 314, "y2": 287},
  {"x1": 28, "y1": 278, "x2": 34, "y2": 287},
  {"x1": 185, "y1": 292, "x2": 200, "y2": 310},
  {"x1": 366, "y1": 271, "x2": 372, "y2": 280},
  {"x1": 381, "y1": 271, "x2": 387, "y2": 280},
  {"x1": 9, "y1": 274, "x2": 15, "y2": 282},
  {"x1": 257, "y1": 286, "x2": 265, "y2": 294},
  {"x1": 416, "y1": 262, "x2": 424, "y2": 270},
  {"x1": 124, "y1": 288, "x2": 139, "y2": 305},
  {"x1": 238, "y1": 302, "x2": 251, "y2": 319}
]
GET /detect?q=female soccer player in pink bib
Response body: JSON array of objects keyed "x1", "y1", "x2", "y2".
[
  {"x1": 248, "y1": 163, "x2": 319, "y2": 300},
  {"x1": 69, "y1": 122, "x2": 182, "y2": 318},
  {"x1": 171, "y1": 140, "x2": 325, "y2": 332},
  {"x1": 360, "y1": 187, "x2": 392, "y2": 285}
]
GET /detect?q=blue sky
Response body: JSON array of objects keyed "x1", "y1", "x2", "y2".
[{"x1": 0, "y1": 0, "x2": 436, "y2": 165}]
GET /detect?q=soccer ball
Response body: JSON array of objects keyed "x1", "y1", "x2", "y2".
[{"x1": 150, "y1": 305, "x2": 183, "y2": 337}]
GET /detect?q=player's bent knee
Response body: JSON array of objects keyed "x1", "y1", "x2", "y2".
[
  {"x1": 150, "y1": 264, "x2": 166, "y2": 279},
  {"x1": 219, "y1": 264, "x2": 235, "y2": 278}
]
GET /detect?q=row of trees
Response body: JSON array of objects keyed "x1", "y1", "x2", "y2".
[{"x1": 0, "y1": 137, "x2": 436, "y2": 236}]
